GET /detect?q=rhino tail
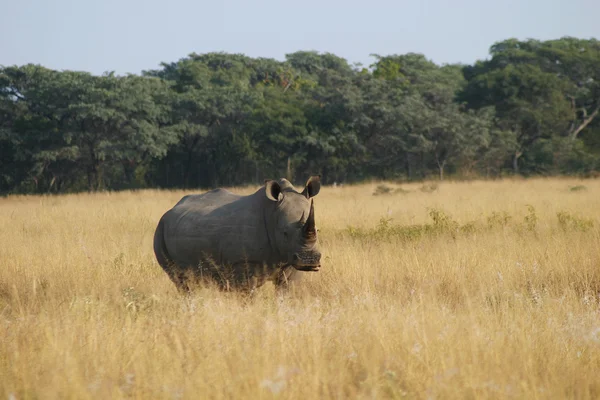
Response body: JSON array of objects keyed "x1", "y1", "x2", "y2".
[{"x1": 153, "y1": 216, "x2": 189, "y2": 292}]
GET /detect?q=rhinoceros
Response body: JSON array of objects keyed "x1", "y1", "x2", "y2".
[{"x1": 153, "y1": 176, "x2": 322, "y2": 292}]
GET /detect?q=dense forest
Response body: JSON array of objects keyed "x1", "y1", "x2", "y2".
[{"x1": 1, "y1": 37, "x2": 599, "y2": 194}]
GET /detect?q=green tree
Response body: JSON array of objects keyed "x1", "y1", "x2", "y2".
[{"x1": 461, "y1": 37, "x2": 600, "y2": 173}]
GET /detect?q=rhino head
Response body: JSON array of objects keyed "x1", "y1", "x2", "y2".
[{"x1": 264, "y1": 175, "x2": 322, "y2": 271}]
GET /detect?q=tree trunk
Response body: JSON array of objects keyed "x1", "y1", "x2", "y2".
[
  {"x1": 183, "y1": 135, "x2": 200, "y2": 189},
  {"x1": 255, "y1": 160, "x2": 259, "y2": 184},
  {"x1": 286, "y1": 157, "x2": 292, "y2": 181},
  {"x1": 569, "y1": 103, "x2": 600, "y2": 140},
  {"x1": 183, "y1": 150, "x2": 194, "y2": 189},
  {"x1": 122, "y1": 160, "x2": 136, "y2": 186},
  {"x1": 321, "y1": 165, "x2": 328, "y2": 185},
  {"x1": 87, "y1": 147, "x2": 100, "y2": 192},
  {"x1": 87, "y1": 165, "x2": 98, "y2": 192},
  {"x1": 435, "y1": 154, "x2": 446, "y2": 181},
  {"x1": 512, "y1": 151, "x2": 522, "y2": 174},
  {"x1": 165, "y1": 163, "x2": 170, "y2": 187}
]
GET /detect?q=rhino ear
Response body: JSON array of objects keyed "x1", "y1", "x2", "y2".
[
  {"x1": 265, "y1": 180, "x2": 282, "y2": 202},
  {"x1": 301, "y1": 175, "x2": 321, "y2": 199}
]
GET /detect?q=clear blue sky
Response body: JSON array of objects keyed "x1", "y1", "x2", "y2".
[{"x1": 1, "y1": 0, "x2": 598, "y2": 75}]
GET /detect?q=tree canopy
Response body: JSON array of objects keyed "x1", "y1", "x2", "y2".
[{"x1": 1, "y1": 37, "x2": 600, "y2": 194}]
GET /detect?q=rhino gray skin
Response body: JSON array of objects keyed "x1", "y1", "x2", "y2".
[{"x1": 153, "y1": 176, "x2": 322, "y2": 292}]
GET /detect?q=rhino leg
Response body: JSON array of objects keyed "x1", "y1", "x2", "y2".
[
  {"x1": 169, "y1": 260, "x2": 220, "y2": 294},
  {"x1": 165, "y1": 266, "x2": 196, "y2": 294},
  {"x1": 201, "y1": 262, "x2": 261, "y2": 293},
  {"x1": 273, "y1": 266, "x2": 303, "y2": 294}
]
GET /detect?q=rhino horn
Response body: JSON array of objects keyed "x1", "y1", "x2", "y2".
[{"x1": 304, "y1": 200, "x2": 317, "y2": 241}]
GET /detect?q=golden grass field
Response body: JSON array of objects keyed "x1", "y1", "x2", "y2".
[{"x1": 1, "y1": 178, "x2": 600, "y2": 399}]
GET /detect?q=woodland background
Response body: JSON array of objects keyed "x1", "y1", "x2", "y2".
[{"x1": 1, "y1": 37, "x2": 599, "y2": 194}]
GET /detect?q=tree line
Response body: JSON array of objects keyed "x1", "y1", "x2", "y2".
[{"x1": 1, "y1": 37, "x2": 599, "y2": 194}]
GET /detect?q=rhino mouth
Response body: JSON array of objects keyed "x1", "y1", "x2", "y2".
[
  {"x1": 291, "y1": 251, "x2": 321, "y2": 271},
  {"x1": 292, "y1": 264, "x2": 321, "y2": 272}
]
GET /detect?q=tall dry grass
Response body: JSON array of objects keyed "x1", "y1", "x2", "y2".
[{"x1": 1, "y1": 178, "x2": 599, "y2": 399}]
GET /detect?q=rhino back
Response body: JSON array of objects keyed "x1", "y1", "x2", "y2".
[{"x1": 163, "y1": 189, "x2": 272, "y2": 269}]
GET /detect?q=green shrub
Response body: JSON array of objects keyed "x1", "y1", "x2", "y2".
[{"x1": 557, "y1": 211, "x2": 594, "y2": 232}]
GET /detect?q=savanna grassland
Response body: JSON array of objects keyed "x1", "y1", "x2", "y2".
[{"x1": 1, "y1": 178, "x2": 600, "y2": 399}]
